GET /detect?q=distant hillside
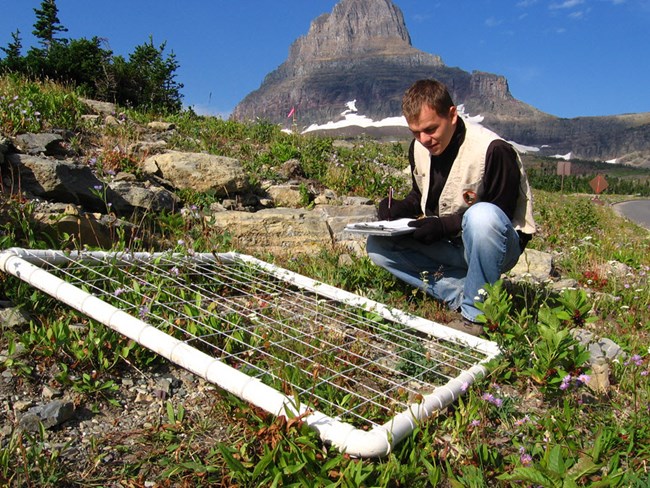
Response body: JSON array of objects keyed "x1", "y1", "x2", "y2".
[{"x1": 231, "y1": 0, "x2": 650, "y2": 167}]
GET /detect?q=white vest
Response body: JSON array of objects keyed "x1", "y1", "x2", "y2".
[{"x1": 413, "y1": 120, "x2": 536, "y2": 235}]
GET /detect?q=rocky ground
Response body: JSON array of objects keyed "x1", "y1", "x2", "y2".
[
  {"x1": 1, "y1": 308, "x2": 350, "y2": 486},
  {"x1": 0, "y1": 316, "x2": 237, "y2": 484}
]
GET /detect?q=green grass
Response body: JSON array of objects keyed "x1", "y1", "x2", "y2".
[{"x1": 1, "y1": 76, "x2": 649, "y2": 487}]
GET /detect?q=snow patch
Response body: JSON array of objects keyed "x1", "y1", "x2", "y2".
[
  {"x1": 552, "y1": 152, "x2": 573, "y2": 161},
  {"x1": 300, "y1": 100, "x2": 543, "y2": 155}
]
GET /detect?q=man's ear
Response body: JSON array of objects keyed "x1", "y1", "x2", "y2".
[{"x1": 449, "y1": 105, "x2": 458, "y2": 123}]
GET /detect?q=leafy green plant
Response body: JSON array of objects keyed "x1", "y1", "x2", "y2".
[
  {"x1": 0, "y1": 75, "x2": 84, "y2": 134},
  {"x1": 498, "y1": 442, "x2": 625, "y2": 487},
  {"x1": 553, "y1": 288, "x2": 598, "y2": 328},
  {"x1": 528, "y1": 314, "x2": 590, "y2": 393}
]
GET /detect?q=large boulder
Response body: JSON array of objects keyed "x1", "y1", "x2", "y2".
[
  {"x1": 141, "y1": 151, "x2": 249, "y2": 195},
  {"x1": 207, "y1": 208, "x2": 332, "y2": 255},
  {"x1": 206, "y1": 204, "x2": 379, "y2": 256},
  {"x1": 5, "y1": 154, "x2": 105, "y2": 210},
  {"x1": 14, "y1": 133, "x2": 67, "y2": 157},
  {"x1": 108, "y1": 173, "x2": 180, "y2": 214}
]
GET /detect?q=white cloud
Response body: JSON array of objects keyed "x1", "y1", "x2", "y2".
[
  {"x1": 516, "y1": 0, "x2": 539, "y2": 6},
  {"x1": 550, "y1": 0, "x2": 585, "y2": 9},
  {"x1": 485, "y1": 16, "x2": 503, "y2": 27}
]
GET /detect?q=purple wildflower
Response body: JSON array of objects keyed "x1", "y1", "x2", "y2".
[
  {"x1": 515, "y1": 415, "x2": 530, "y2": 426},
  {"x1": 520, "y1": 451, "x2": 533, "y2": 465},
  {"x1": 139, "y1": 305, "x2": 149, "y2": 320},
  {"x1": 482, "y1": 392, "x2": 495, "y2": 402},
  {"x1": 481, "y1": 392, "x2": 503, "y2": 407},
  {"x1": 625, "y1": 354, "x2": 644, "y2": 367},
  {"x1": 560, "y1": 375, "x2": 572, "y2": 391}
]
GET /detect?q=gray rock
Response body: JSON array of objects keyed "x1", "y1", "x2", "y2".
[
  {"x1": 0, "y1": 307, "x2": 30, "y2": 329},
  {"x1": 550, "y1": 278, "x2": 580, "y2": 291},
  {"x1": 342, "y1": 196, "x2": 373, "y2": 206},
  {"x1": 595, "y1": 338, "x2": 625, "y2": 361},
  {"x1": 507, "y1": 248, "x2": 555, "y2": 283},
  {"x1": 14, "y1": 133, "x2": 64, "y2": 156},
  {"x1": 207, "y1": 207, "x2": 333, "y2": 255},
  {"x1": 80, "y1": 98, "x2": 117, "y2": 116},
  {"x1": 571, "y1": 328, "x2": 595, "y2": 346},
  {"x1": 5, "y1": 154, "x2": 106, "y2": 211},
  {"x1": 108, "y1": 177, "x2": 179, "y2": 214},
  {"x1": 105, "y1": 115, "x2": 121, "y2": 126},
  {"x1": 266, "y1": 184, "x2": 305, "y2": 208},
  {"x1": 141, "y1": 151, "x2": 249, "y2": 196},
  {"x1": 571, "y1": 328, "x2": 626, "y2": 364},
  {"x1": 31, "y1": 206, "x2": 122, "y2": 249},
  {"x1": 278, "y1": 158, "x2": 304, "y2": 179},
  {"x1": 20, "y1": 400, "x2": 75, "y2": 431},
  {"x1": 127, "y1": 140, "x2": 168, "y2": 158},
  {"x1": 153, "y1": 378, "x2": 173, "y2": 400},
  {"x1": 147, "y1": 121, "x2": 176, "y2": 132}
]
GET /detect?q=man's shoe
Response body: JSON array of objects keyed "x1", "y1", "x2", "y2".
[{"x1": 444, "y1": 318, "x2": 484, "y2": 337}]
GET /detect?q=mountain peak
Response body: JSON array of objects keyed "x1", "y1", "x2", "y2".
[
  {"x1": 289, "y1": 0, "x2": 413, "y2": 63},
  {"x1": 232, "y1": 0, "x2": 443, "y2": 124},
  {"x1": 231, "y1": 0, "x2": 650, "y2": 164}
]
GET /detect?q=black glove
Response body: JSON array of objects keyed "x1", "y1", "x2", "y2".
[
  {"x1": 378, "y1": 197, "x2": 412, "y2": 221},
  {"x1": 408, "y1": 216, "x2": 444, "y2": 244}
]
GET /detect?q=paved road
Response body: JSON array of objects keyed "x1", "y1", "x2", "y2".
[{"x1": 613, "y1": 199, "x2": 650, "y2": 230}]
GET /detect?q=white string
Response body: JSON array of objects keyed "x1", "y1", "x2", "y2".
[{"x1": 19, "y1": 249, "x2": 490, "y2": 428}]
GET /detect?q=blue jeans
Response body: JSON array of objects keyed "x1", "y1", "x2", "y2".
[{"x1": 366, "y1": 202, "x2": 522, "y2": 322}]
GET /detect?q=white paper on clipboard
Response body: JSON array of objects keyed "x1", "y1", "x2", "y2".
[{"x1": 344, "y1": 218, "x2": 416, "y2": 236}]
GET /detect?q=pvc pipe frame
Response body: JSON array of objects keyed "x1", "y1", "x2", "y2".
[{"x1": 0, "y1": 248, "x2": 501, "y2": 458}]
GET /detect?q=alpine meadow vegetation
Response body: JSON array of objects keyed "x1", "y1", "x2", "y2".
[
  {"x1": 2, "y1": 1, "x2": 650, "y2": 477},
  {"x1": 0, "y1": 74, "x2": 649, "y2": 487}
]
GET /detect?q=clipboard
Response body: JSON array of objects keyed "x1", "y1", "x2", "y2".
[{"x1": 344, "y1": 218, "x2": 416, "y2": 236}]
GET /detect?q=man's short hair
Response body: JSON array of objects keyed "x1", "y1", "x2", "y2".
[{"x1": 402, "y1": 79, "x2": 455, "y2": 122}]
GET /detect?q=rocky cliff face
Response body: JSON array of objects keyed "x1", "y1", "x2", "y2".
[{"x1": 232, "y1": 0, "x2": 650, "y2": 165}]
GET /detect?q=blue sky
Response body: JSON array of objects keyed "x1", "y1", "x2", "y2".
[{"x1": 1, "y1": 0, "x2": 648, "y2": 119}]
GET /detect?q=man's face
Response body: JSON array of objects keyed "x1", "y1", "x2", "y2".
[{"x1": 407, "y1": 104, "x2": 458, "y2": 156}]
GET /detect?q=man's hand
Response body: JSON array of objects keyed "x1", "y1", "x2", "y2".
[
  {"x1": 408, "y1": 216, "x2": 444, "y2": 244},
  {"x1": 378, "y1": 197, "x2": 411, "y2": 220}
]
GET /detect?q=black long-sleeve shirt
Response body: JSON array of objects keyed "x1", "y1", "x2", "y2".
[{"x1": 400, "y1": 118, "x2": 522, "y2": 237}]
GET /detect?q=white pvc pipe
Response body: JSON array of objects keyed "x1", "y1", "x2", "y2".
[
  {"x1": 231, "y1": 251, "x2": 501, "y2": 358},
  {"x1": 0, "y1": 248, "x2": 500, "y2": 458}
]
